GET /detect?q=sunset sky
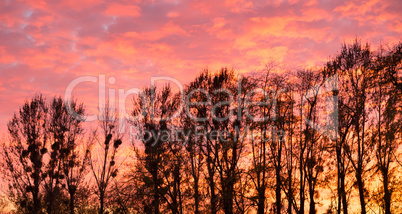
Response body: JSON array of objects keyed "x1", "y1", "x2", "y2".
[{"x1": 0, "y1": 0, "x2": 402, "y2": 134}]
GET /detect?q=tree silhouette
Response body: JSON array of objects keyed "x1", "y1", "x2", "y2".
[
  {"x1": 51, "y1": 97, "x2": 89, "y2": 214},
  {"x1": 372, "y1": 44, "x2": 402, "y2": 214},
  {"x1": 131, "y1": 85, "x2": 185, "y2": 214},
  {"x1": 1, "y1": 95, "x2": 89, "y2": 214},
  {"x1": 1, "y1": 39, "x2": 402, "y2": 214},
  {"x1": 3, "y1": 94, "x2": 48, "y2": 213},
  {"x1": 89, "y1": 105, "x2": 122, "y2": 214}
]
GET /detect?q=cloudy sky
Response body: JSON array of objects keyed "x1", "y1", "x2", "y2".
[{"x1": 0, "y1": 0, "x2": 401, "y2": 133}]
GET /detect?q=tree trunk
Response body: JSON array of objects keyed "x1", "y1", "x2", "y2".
[
  {"x1": 99, "y1": 191, "x2": 104, "y2": 214},
  {"x1": 194, "y1": 177, "x2": 200, "y2": 214},
  {"x1": 341, "y1": 174, "x2": 348, "y2": 214},
  {"x1": 153, "y1": 172, "x2": 160, "y2": 214},
  {"x1": 337, "y1": 161, "x2": 347, "y2": 214},
  {"x1": 337, "y1": 145, "x2": 347, "y2": 214},
  {"x1": 222, "y1": 180, "x2": 234, "y2": 214},
  {"x1": 209, "y1": 172, "x2": 217, "y2": 214},
  {"x1": 382, "y1": 169, "x2": 391, "y2": 214},
  {"x1": 299, "y1": 153, "x2": 305, "y2": 214},
  {"x1": 337, "y1": 171, "x2": 341, "y2": 214},
  {"x1": 47, "y1": 190, "x2": 54, "y2": 214},
  {"x1": 288, "y1": 176, "x2": 293, "y2": 214},
  {"x1": 356, "y1": 172, "x2": 366, "y2": 214},
  {"x1": 70, "y1": 192, "x2": 75, "y2": 214},
  {"x1": 207, "y1": 145, "x2": 217, "y2": 214},
  {"x1": 33, "y1": 190, "x2": 41, "y2": 214},
  {"x1": 276, "y1": 159, "x2": 282, "y2": 214},
  {"x1": 309, "y1": 181, "x2": 316, "y2": 214},
  {"x1": 257, "y1": 187, "x2": 265, "y2": 214},
  {"x1": 178, "y1": 167, "x2": 183, "y2": 214}
]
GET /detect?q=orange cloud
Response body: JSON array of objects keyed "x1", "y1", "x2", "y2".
[
  {"x1": 0, "y1": 0, "x2": 402, "y2": 134},
  {"x1": 167, "y1": 11, "x2": 180, "y2": 18},
  {"x1": 105, "y1": 4, "x2": 141, "y2": 17},
  {"x1": 123, "y1": 22, "x2": 189, "y2": 41},
  {"x1": 59, "y1": 0, "x2": 104, "y2": 11},
  {"x1": 224, "y1": 0, "x2": 254, "y2": 13}
]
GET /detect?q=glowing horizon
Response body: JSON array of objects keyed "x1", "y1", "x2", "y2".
[{"x1": 1, "y1": 0, "x2": 402, "y2": 133}]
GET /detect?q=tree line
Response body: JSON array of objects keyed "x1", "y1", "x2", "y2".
[{"x1": 1, "y1": 39, "x2": 402, "y2": 213}]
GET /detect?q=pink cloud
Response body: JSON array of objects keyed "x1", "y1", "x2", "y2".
[
  {"x1": 0, "y1": 0, "x2": 401, "y2": 133},
  {"x1": 105, "y1": 4, "x2": 141, "y2": 17}
]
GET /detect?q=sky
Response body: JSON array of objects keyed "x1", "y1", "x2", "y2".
[{"x1": 0, "y1": 0, "x2": 402, "y2": 134}]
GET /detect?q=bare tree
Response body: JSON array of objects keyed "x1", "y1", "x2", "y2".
[
  {"x1": 296, "y1": 69, "x2": 328, "y2": 214},
  {"x1": 57, "y1": 98, "x2": 91, "y2": 214},
  {"x1": 89, "y1": 105, "x2": 122, "y2": 214},
  {"x1": 247, "y1": 62, "x2": 276, "y2": 214},
  {"x1": 338, "y1": 41, "x2": 372, "y2": 214},
  {"x1": 184, "y1": 68, "x2": 253, "y2": 213},
  {"x1": 44, "y1": 97, "x2": 89, "y2": 214},
  {"x1": 324, "y1": 59, "x2": 352, "y2": 214},
  {"x1": 185, "y1": 70, "x2": 220, "y2": 213},
  {"x1": 372, "y1": 45, "x2": 402, "y2": 214},
  {"x1": 2, "y1": 94, "x2": 48, "y2": 214},
  {"x1": 131, "y1": 85, "x2": 185, "y2": 214}
]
